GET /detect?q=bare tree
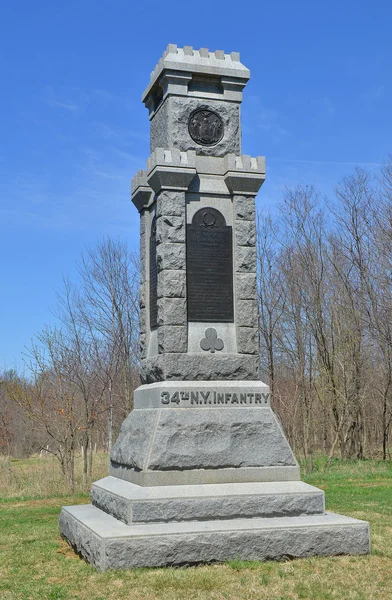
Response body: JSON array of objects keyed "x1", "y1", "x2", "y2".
[
  {"x1": 73, "y1": 238, "x2": 140, "y2": 456},
  {"x1": 257, "y1": 213, "x2": 286, "y2": 399},
  {"x1": 7, "y1": 335, "x2": 85, "y2": 491}
]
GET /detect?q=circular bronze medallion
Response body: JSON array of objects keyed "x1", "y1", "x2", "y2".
[{"x1": 188, "y1": 108, "x2": 224, "y2": 146}]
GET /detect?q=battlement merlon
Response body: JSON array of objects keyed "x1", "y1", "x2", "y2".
[
  {"x1": 131, "y1": 151, "x2": 266, "y2": 210},
  {"x1": 142, "y1": 45, "x2": 251, "y2": 117},
  {"x1": 224, "y1": 154, "x2": 266, "y2": 196}
]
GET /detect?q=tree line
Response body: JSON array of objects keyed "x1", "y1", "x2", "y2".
[
  {"x1": 1, "y1": 158, "x2": 392, "y2": 488},
  {"x1": 258, "y1": 158, "x2": 392, "y2": 465}
]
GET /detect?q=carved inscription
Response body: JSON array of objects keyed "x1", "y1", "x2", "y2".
[
  {"x1": 187, "y1": 208, "x2": 234, "y2": 322},
  {"x1": 149, "y1": 216, "x2": 158, "y2": 330},
  {"x1": 160, "y1": 390, "x2": 270, "y2": 406}
]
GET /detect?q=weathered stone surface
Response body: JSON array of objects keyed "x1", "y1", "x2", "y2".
[
  {"x1": 140, "y1": 230, "x2": 146, "y2": 285},
  {"x1": 237, "y1": 327, "x2": 259, "y2": 355},
  {"x1": 139, "y1": 333, "x2": 147, "y2": 359},
  {"x1": 156, "y1": 190, "x2": 185, "y2": 218},
  {"x1": 132, "y1": 491, "x2": 324, "y2": 523},
  {"x1": 140, "y1": 212, "x2": 147, "y2": 284},
  {"x1": 141, "y1": 354, "x2": 259, "y2": 383},
  {"x1": 110, "y1": 410, "x2": 157, "y2": 470},
  {"x1": 59, "y1": 507, "x2": 105, "y2": 569},
  {"x1": 140, "y1": 250, "x2": 146, "y2": 287},
  {"x1": 60, "y1": 505, "x2": 371, "y2": 570},
  {"x1": 150, "y1": 97, "x2": 241, "y2": 157},
  {"x1": 235, "y1": 220, "x2": 256, "y2": 247},
  {"x1": 91, "y1": 478, "x2": 325, "y2": 525},
  {"x1": 236, "y1": 300, "x2": 258, "y2": 327},
  {"x1": 110, "y1": 405, "x2": 296, "y2": 473},
  {"x1": 156, "y1": 243, "x2": 186, "y2": 271},
  {"x1": 157, "y1": 270, "x2": 186, "y2": 299},
  {"x1": 234, "y1": 195, "x2": 255, "y2": 221},
  {"x1": 236, "y1": 246, "x2": 257, "y2": 272},
  {"x1": 236, "y1": 272, "x2": 257, "y2": 300},
  {"x1": 92, "y1": 482, "x2": 132, "y2": 525},
  {"x1": 140, "y1": 209, "x2": 147, "y2": 236},
  {"x1": 148, "y1": 408, "x2": 295, "y2": 470},
  {"x1": 157, "y1": 297, "x2": 187, "y2": 326},
  {"x1": 156, "y1": 216, "x2": 185, "y2": 244},
  {"x1": 157, "y1": 326, "x2": 187, "y2": 353},
  {"x1": 140, "y1": 282, "x2": 147, "y2": 309},
  {"x1": 139, "y1": 308, "x2": 147, "y2": 333}
]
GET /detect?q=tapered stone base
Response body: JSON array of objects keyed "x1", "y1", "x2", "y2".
[
  {"x1": 60, "y1": 384, "x2": 370, "y2": 569},
  {"x1": 110, "y1": 381, "x2": 299, "y2": 486},
  {"x1": 59, "y1": 504, "x2": 370, "y2": 571}
]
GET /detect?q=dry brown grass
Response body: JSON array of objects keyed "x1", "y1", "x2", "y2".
[{"x1": 0, "y1": 452, "x2": 108, "y2": 499}]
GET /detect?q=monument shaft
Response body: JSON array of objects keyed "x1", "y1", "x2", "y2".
[{"x1": 109, "y1": 45, "x2": 298, "y2": 486}]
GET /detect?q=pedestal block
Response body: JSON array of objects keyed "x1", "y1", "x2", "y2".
[{"x1": 109, "y1": 381, "x2": 299, "y2": 486}]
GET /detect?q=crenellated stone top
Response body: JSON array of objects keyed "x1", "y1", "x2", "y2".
[
  {"x1": 143, "y1": 44, "x2": 250, "y2": 103},
  {"x1": 147, "y1": 148, "x2": 197, "y2": 172},
  {"x1": 131, "y1": 150, "x2": 266, "y2": 210},
  {"x1": 224, "y1": 154, "x2": 265, "y2": 173}
]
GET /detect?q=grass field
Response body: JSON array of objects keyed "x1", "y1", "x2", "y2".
[{"x1": 1, "y1": 456, "x2": 392, "y2": 599}]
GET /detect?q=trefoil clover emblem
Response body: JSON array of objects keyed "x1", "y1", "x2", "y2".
[{"x1": 200, "y1": 328, "x2": 224, "y2": 353}]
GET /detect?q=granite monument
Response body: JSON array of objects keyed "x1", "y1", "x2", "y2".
[{"x1": 60, "y1": 45, "x2": 370, "y2": 569}]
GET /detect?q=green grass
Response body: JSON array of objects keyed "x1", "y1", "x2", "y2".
[{"x1": 0, "y1": 458, "x2": 392, "y2": 599}]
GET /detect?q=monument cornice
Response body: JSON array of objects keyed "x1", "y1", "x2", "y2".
[
  {"x1": 142, "y1": 44, "x2": 250, "y2": 104},
  {"x1": 131, "y1": 151, "x2": 266, "y2": 202}
]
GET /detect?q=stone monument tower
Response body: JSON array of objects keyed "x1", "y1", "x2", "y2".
[{"x1": 60, "y1": 45, "x2": 370, "y2": 570}]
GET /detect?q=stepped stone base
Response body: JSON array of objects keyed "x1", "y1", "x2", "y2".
[
  {"x1": 91, "y1": 477, "x2": 325, "y2": 524},
  {"x1": 59, "y1": 504, "x2": 370, "y2": 571}
]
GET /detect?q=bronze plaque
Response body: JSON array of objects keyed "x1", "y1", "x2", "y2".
[
  {"x1": 188, "y1": 108, "x2": 224, "y2": 146},
  {"x1": 187, "y1": 208, "x2": 234, "y2": 322},
  {"x1": 149, "y1": 217, "x2": 158, "y2": 330}
]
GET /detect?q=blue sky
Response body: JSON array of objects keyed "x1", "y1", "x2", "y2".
[{"x1": 1, "y1": 0, "x2": 391, "y2": 369}]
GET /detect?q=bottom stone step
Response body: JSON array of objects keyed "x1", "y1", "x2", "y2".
[{"x1": 59, "y1": 504, "x2": 370, "y2": 571}]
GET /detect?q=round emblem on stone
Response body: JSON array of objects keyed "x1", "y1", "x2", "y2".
[{"x1": 188, "y1": 108, "x2": 224, "y2": 146}]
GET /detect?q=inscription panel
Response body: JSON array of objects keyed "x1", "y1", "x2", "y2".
[
  {"x1": 149, "y1": 217, "x2": 158, "y2": 330},
  {"x1": 160, "y1": 389, "x2": 270, "y2": 406},
  {"x1": 187, "y1": 208, "x2": 234, "y2": 322},
  {"x1": 133, "y1": 383, "x2": 271, "y2": 409}
]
